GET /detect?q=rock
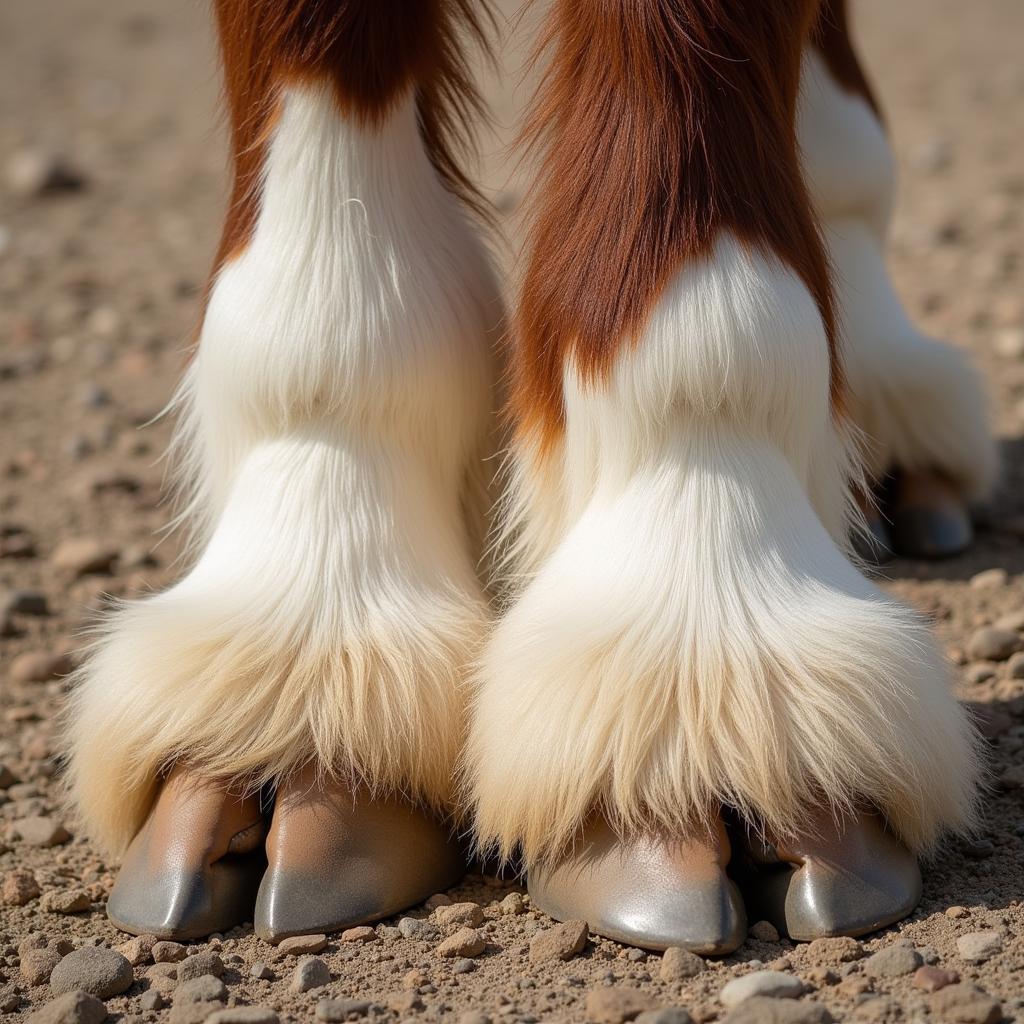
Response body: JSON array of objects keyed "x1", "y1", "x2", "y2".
[
  {"x1": 436, "y1": 927, "x2": 486, "y2": 959},
  {"x1": 862, "y1": 944, "x2": 923, "y2": 978},
  {"x1": 50, "y1": 947, "x2": 134, "y2": 999},
  {"x1": 205, "y1": 1009, "x2": 280, "y2": 1024},
  {"x1": 720, "y1": 972, "x2": 804, "y2": 1008},
  {"x1": 585, "y1": 987, "x2": 657, "y2": 1024},
  {"x1": 913, "y1": 965, "x2": 960, "y2": 992},
  {"x1": 0, "y1": 762, "x2": 20, "y2": 788},
  {"x1": 385, "y1": 992, "x2": 423, "y2": 1014},
  {"x1": 965, "y1": 663, "x2": 996, "y2": 685},
  {"x1": 635, "y1": 1012, "x2": 693, "y2": 1024},
  {"x1": 152, "y1": 942, "x2": 187, "y2": 963},
  {"x1": 498, "y1": 892, "x2": 525, "y2": 916},
  {"x1": 277, "y1": 934, "x2": 327, "y2": 956},
  {"x1": 315, "y1": 998, "x2": 373, "y2": 1021},
  {"x1": 748, "y1": 921, "x2": 780, "y2": 942},
  {"x1": 139, "y1": 990, "x2": 164, "y2": 1011},
  {"x1": 967, "y1": 626, "x2": 1020, "y2": 662},
  {"x1": 529, "y1": 919, "x2": 589, "y2": 962},
  {"x1": 805, "y1": 936, "x2": 862, "y2": 964},
  {"x1": 969, "y1": 568, "x2": 1008, "y2": 589},
  {"x1": 994, "y1": 328, "x2": 1024, "y2": 359},
  {"x1": 289, "y1": 956, "x2": 330, "y2": 993},
  {"x1": 956, "y1": 930, "x2": 1003, "y2": 963},
  {"x1": 946, "y1": 905, "x2": 969, "y2": 919},
  {"x1": 177, "y1": 952, "x2": 223, "y2": 983},
  {"x1": 174, "y1": 975, "x2": 227, "y2": 1004},
  {"x1": 339, "y1": 925, "x2": 376, "y2": 943},
  {"x1": 722, "y1": 998, "x2": 832, "y2": 1024},
  {"x1": 248, "y1": 962, "x2": 273, "y2": 980},
  {"x1": 452, "y1": 958, "x2": 476, "y2": 974},
  {"x1": 3, "y1": 867, "x2": 41, "y2": 905},
  {"x1": 51, "y1": 539, "x2": 117, "y2": 577},
  {"x1": 41, "y1": 889, "x2": 91, "y2": 914},
  {"x1": 1, "y1": 589, "x2": 49, "y2": 616},
  {"x1": 1007, "y1": 652, "x2": 1024, "y2": 680},
  {"x1": 6, "y1": 150, "x2": 85, "y2": 196},
  {"x1": 9, "y1": 651, "x2": 74, "y2": 684},
  {"x1": 25, "y1": 991, "x2": 107, "y2": 1024},
  {"x1": 434, "y1": 902, "x2": 485, "y2": 930},
  {"x1": 21, "y1": 948, "x2": 63, "y2": 986},
  {"x1": 397, "y1": 917, "x2": 436, "y2": 941},
  {"x1": 928, "y1": 984, "x2": 1002, "y2": 1024},
  {"x1": 11, "y1": 817, "x2": 72, "y2": 848},
  {"x1": 659, "y1": 947, "x2": 704, "y2": 981},
  {"x1": 458, "y1": 1014, "x2": 491, "y2": 1024},
  {"x1": 116, "y1": 936, "x2": 157, "y2": 967}
]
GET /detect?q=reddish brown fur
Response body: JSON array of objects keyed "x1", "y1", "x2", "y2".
[
  {"x1": 209, "y1": 0, "x2": 491, "y2": 274},
  {"x1": 511, "y1": 0, "x2": 840, "y2": 447},
  {"x1": 813, "y1": 0, "x2": 882, "y2": 119}
]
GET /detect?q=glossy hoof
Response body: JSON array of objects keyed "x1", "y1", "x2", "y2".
[
  {"x1": 736, "y1": 810, "x2": 921, "y2": 941},
  {"x1": 107, "y1": 766, "x2": 266, "y2": 940},
  {"x1": 254, "y1": 768, "x2": 465, "y2": 942},
  {"x1": 528, "y1": 814, "x2": 746, "y2": 954},
  {"x1": 888, "y1": 470, "x2": 972, "y2": 559}
]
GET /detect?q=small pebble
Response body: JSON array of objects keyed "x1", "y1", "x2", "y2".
[
  {"x1": 51, "y1": 539, "x2": 118, "y2": 577},
  {"x1": 436, "y1": 927, "x2": 486, "y2": 959},
  {"x1": 277, "y1": 934, "x2": 327, "y2": 956},
  {"x1": 152, "y1": 941, "x2": 187, "y2": 963},
  {"x1": 249, "y1": 962, "x2": 273, "y2": 980},
  {"x1": 636, "y1": 1011, "x2": 693, "y2": 1024},
  {"x1": 722, "y1": 998, "x2": 832, "y2": 1024},
  {"x1": 177, "y1": 951, "x2": 223, "y2": 983},
  {"x1": 289, "y1": 956, "x2": 330, "y2": 993},
  {"x1": 720, "y1": 971, "x2": 804, "y2": 1008},
  {"x1": 434, "y1": 903, "x2": 485, "y2": 930},
  {"x1": 9, "y1": 652, "x2": 74, "y2": 684},
  {"x1": 498, "y1": 893, "x2": 525, "y2": 916},
  {"x1": 585, "y1": 986, "x2": 657, "y2": 1024},
  {"x1": 316, "y1": 998, "x2": 372, "y2": 1021},
  {"x1": 340, "y1": 925, "x2": 376, "y2": 943},
  {"x1": 174, "y1": 975, "x2": 227, "y2": 1004},
  {"x1": 139, "y1": 990, "x2": 164, "y2": 1011},
  {"x1": 748, "y1": 921, "x2": 780, "y2": 942},
  {"x1": 862, "y1": 944, "x2": 922, "y2": 978},
  {"x1": 659, "y1": 947, "x2": 704, "y2": 981},
  {"x1": 25, "y1": 990, "x2": 107, "y2": 1024},
  {"x1": 928, "y1": 984, "x2": 1002, "y2": 1024},
  {"x1": 956, "y1": 930, "x2": 1003, "y2": 963},
  {"x1": 913, "y1": 965, "x2": 960, "y2": 992},
  {"x1": 206, "y1": 1009, "x2": 280, "y2": 1024},
  {"x1": 528, "y1": 920, "x2": 589, "y2": 963},
  {"x1": 49, "y1": 947, "x2": 134, "y2": 999},
  {"x1": 967, "y1": 626, "x2": 1020, "y2": 662},
  {"x1": 40, "y1": 889, "x2": 90, "y2": 914},
  {"x1": 117, "y1": 935, "x2": 157, "y2": 967},
  {"x1": 20, "y1": 948, "x2": 62, "y2": 986}
]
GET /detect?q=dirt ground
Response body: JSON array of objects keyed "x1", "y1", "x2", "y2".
[{"x1": 2, "y1": 0, "x2": 1024, "y2": 1021}]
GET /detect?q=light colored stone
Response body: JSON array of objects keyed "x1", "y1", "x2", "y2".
[
  {"x1": 21, "y1": 948, "x2": 62, "y2": 986},
  {"x1": 967, "y1": 626, "x2": 1020, "y2": 662},
  {"x1": 913, "y1": 965, "x2": 960, "y2": 992},
  {"x1": 969, "y1": 568, "x2": 1008, "y2": 589},
  {"x1": 928, "y1": 984, "x2": 1002, "y2": 1024},
  {"x1": 585, "y1": 987, "x2": 657, "y2": 1024},
  {"x1": 41, "y1": 889, "x2": 90, "y2": 914},
  {"x1": 205, "y1": 1008, "x2": 280, "y2": 1024},
  {"x1": 635, "y1": 1011, "x2": 693, "y2": 1024},
  {"x1": 26, "y1": 991, "x2": 107, "y2": 1024},
  {"x1": 434, "y1": 902, "x2": 485, "y2": 930},
  {"x1": 177, "y1": 952, "x2": 223, "y2": 983},
  {"x1": 49, "y1": 948, "x2": 134, "y2": 999},
  {"x1": 805, "y1": 936, "x2": 862, "y2": 964},
  {"x1": 289, "y1": 956, "x2": 330, "y2": 993},
  {"x1": 278, "y1": 933, "x2": 328, "y2": 956},
  {"x1": 152, "y1": 942, "x2": 188, "y2": 963},
  {"x1": 529, "y1": 919, "x2": 589, "y2": 962},
  {"x1": 720, "y1": 971, "x2": 804, "y2": 1008},
  {"x1": 51, "y1": 539, "x2": 118, "y2": 577},
  {"x1": 659, "y1": 947, "x2": 704, "y2": 981},
  {"x1": 315, "y1": 998, "x2": 373, "y2": 1021},
  {"x1": 436, "y1": 927, "x2": 486, "y2": 959},
  {"x1": 174, "y1": 975, "x2": 227, "y2": 1004},
  {"x1": 863, "y1": 944, "x2": 923, "y2": 978},
  {"x1": 9, "y1": 652, "x2": 74, "y2": 684},
  {"x1": 498, "y1": 892, "x2": 525, "y2": 916},
  {"x1": 340, "y1": 926, "x2": 376, "y2": 943},
  {"x1": 956, "y1": 930, "x2": 1003, "y2": 963},
  {"x1": 722, "y1": 998, "x2": 832, "y2": 1024},
  {"x1": 116, "y1": 935, "x2": 157, "y2": 967}
]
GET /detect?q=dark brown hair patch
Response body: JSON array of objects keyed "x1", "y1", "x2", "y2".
[{"x1": 511, "y1": 0, "x2": 840, "y2": 447}]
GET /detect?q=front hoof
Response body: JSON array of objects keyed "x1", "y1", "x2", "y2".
[
  {"x1": 528, "y1": 814, "x2": 746, "y2": 954},
  {"x1": 107, "y1": 767, "x2": 266, "y2": 940},
  {"x1": 736, "y1": 810, "x2": 921, "y2": 941},
  {"x1": 254, "y1": 768, "x2": 465, "y2": 943},
  {"x1": 887, "y1": 470, "x2": 973, "y2": 559}
]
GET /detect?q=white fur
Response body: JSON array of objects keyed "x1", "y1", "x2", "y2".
[
  {"x1": 471, "y1": 237, "x2": 979, "y2": 865},
  {"x1": 69, "y1": 85, "x2": 501, "y2": 856},
  {"x1": 799, "y1": 50, "x2": 997, "y2": 498}
]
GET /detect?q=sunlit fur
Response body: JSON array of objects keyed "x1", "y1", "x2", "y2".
[
  {"x1": 68, "y1": 86, "x2": 500, "y2": 856},
  {"x1": 471, "y1": 237, "x2": 980, "y2": 867},
  {"x1": 799, "y1": 50, "x2": 997, "y2": 498}
]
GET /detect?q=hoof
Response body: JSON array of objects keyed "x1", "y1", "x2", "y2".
[
  {"x1": 528, "y1": 814, "x2": 746, "y2": 954},
  {"x1": 736, "y1": 809, "x2": 921, "y2": 941},
  {"x1": 254, "y1": 768, "x2": 465, "y2": 943},
  {"x1": 888, "y1": 470, "x2": 972, "y2": 559},
  {"x1": 107, "y1": 766, "x2": 266, "y2": 940}
]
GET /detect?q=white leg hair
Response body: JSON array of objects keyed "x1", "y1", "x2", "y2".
[
  {"x1": 799, "y1": 50, "x2": 997, "y2": 498},
  {"x1": 68, "y1": 86, "x2": 500, "y2": 856},
  {"x1": 470, "y1": 237, "x2": 979, "y2": 866}
]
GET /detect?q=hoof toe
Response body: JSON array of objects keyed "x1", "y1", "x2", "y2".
[
  {"x1": 528, "y1": 814, "x2": 746, "y2": 954},
  {"x1": 737, "y1": 810, "x2": 921, "y2": 941},
  {"x1": 254, "y1": 769, "x2": 465, "y2": 943},
  {"x1": 887, "y1": 470, "x2": 973, "y2": 559}
]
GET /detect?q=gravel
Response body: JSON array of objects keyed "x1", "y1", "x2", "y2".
[
  {"x1": 720, "y1": 971, "x2": 804, "y2": 1008},
  {"x1": 288, "y1": 956, "x2": 330, "y2": 993},
  {"x1": 528, "y1": 920, "x2": 589, "y2": 962},
  {"x1": 25, "y1": 991, "x2": 107, "y2": 1024}
]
